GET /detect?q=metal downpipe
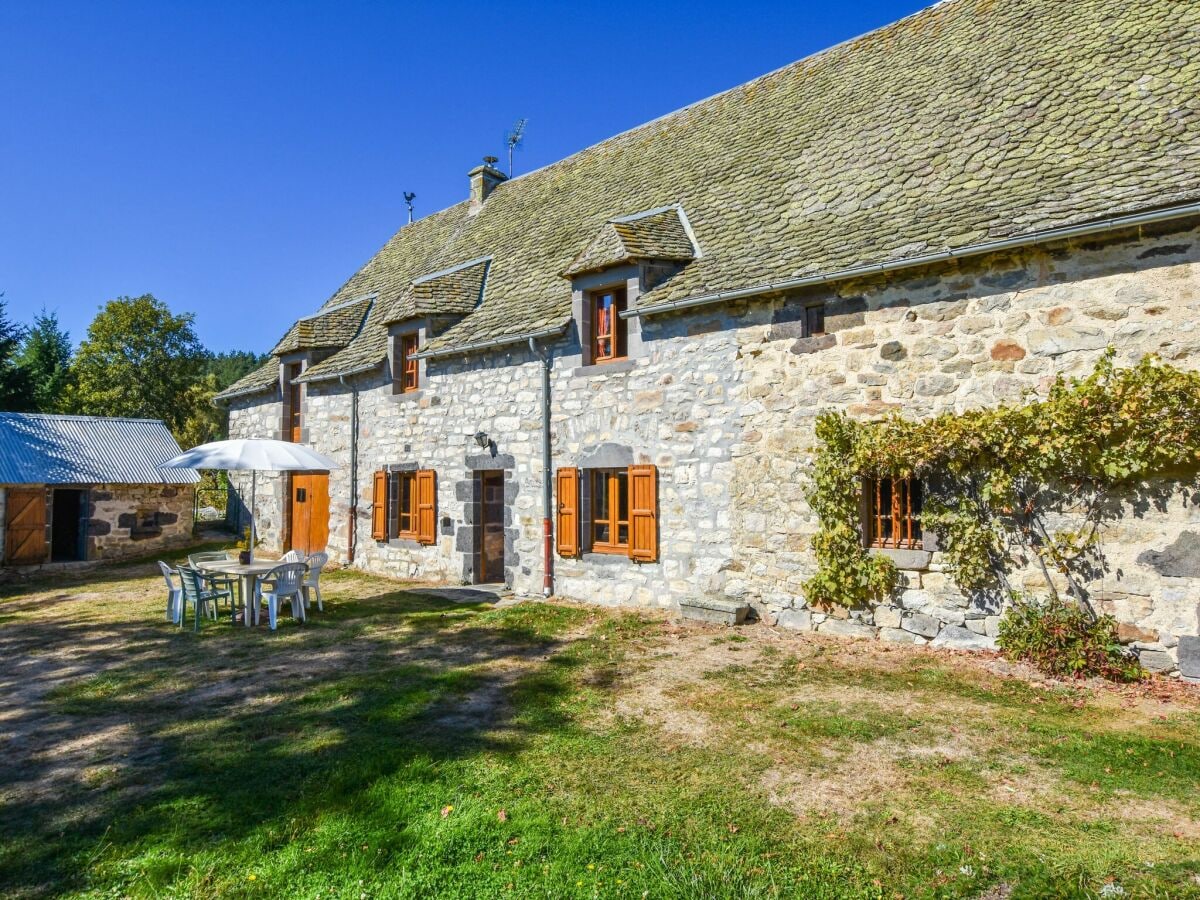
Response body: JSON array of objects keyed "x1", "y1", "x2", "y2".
[{"x1": 529, "y1": 337, "x2": 554, "y2": 597}]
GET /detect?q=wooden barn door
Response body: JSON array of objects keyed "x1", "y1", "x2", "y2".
[
  {"x1": 5, "y1": 488, "x2": 47, "y2": 565},
  {"x1": 289, "y1": 473, "x2": 329, "y2": 555}
]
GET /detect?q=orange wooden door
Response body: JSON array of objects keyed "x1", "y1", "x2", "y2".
[
  {"x1": 289, "y1": 473, "x2": 329, "y2": 555},
  {"x1": 5, "y1": 489, "x2": 47, "y2": 565}
]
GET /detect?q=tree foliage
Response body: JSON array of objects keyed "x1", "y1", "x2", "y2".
[
  {"x1": 17, "y1": 309, "x2": 73, "y2": 412},
  {"x1": 805, "y1": 351, "x2": 1200, "y2": 616},
  {"x1": 0, "y1": 295, "x2": 33, "y2": 411},
  {"x1": 67, "y1": 294, "x2": 207, "y2": 437}
]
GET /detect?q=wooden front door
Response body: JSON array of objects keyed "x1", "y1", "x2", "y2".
[
  {"x1": 478, "y1": 471, "x2": 505, "y2": 583},
  {"x1": 289, "y1": 473, "x2": 329, "y2": 555},
  {"x1": 5, "y1": 488, "x2": 47, "y2": 565}
]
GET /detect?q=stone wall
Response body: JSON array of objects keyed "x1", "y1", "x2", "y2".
[
  {"x1": 728, "y1": 220, "x2": 1200, "y2": 673},
  {"x1": 0, "y1": 482, "x2": 194, "y2": 568},
  {"x1": 283, "y1": 314, "x2": 745, "y2": 608},
  {"x1": 225, "y1": 394, "x2": 288, "y2": 552},
  {"x1": 87, "y1": 483, "x2": 195, "y2": 561},
  {"x1": 227, "y1": 218, "x2": 1200, "y2": 675}
]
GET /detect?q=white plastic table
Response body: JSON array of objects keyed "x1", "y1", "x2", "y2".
[{"x1": 194, "y1": 559, "x2": 283, "y2": 627}]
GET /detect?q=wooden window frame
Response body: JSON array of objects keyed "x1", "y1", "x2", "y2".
[
  {"x1": 394, "y1": 332, "x2": 420, "y2": 394},
  {"x1": 590, "y1": 287, "x2": 628, "y2": 364},
  {"x1": 389, "y1": 471, "x2": 419, "y2": 540},
  {"x1": 865, "y1": 476, "x2": 923, "y2": 550},
  {"x1": 589, "y1": 468, "x2": 630, "y2": 554},
  {"x1": 285, "y1": 362, "x2": 303, "y2": 442}
]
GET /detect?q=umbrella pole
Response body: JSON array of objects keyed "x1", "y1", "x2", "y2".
[{"x1": 250, "y1": 470, "x2": 256, "y2": 562}]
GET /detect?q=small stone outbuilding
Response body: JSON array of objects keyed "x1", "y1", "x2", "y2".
[{"x1": 0, "y1": 414, "x2": 198, "y2": 569}]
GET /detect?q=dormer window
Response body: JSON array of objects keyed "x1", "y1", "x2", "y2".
[
  {"x1": 394, "y1": 332, "x2": 420, "y2": 394},
  {"x1": 591, "y1": 288, "x2": 627, "y2": 363}
]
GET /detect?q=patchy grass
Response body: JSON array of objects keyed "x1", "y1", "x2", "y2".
[{"x1": 1, "y1": 562, "x2": 1199, "y2": 899}]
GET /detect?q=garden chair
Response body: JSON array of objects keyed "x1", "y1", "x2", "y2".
[
  {"x1": 177, "y1": 566, "x2": 229, "y2": 631},
  {"x1": 302, "y1": 552, "x2": 329, "y2": 612},
  {"x1": 254, "y1": 562, "x2": 307, "y2": 631},
  {"x1": 281, "y1": 549, "x2": 306, "y2": 564},
  {"x1": 188, "y1": 550, "x2": 239, "y2": 611},
  {"x1": 158, "y1": 561, "x2": 182, "y2": 624}
]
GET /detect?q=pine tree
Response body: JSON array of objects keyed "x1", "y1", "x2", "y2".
[
  {"x1": 0, "y1": 295, "x2": 33, "y2": 411},
  {"x1": 17, "y1": 309, "x2": 73, "y2": 412}
]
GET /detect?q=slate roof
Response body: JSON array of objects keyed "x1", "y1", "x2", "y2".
[
  {"x1": 229, "y1": 0, "x2": 1200, "y2": 393},
  {"x1": 0, "y1": 414, "x2": 199, "y2": 485},
  {"x1": 215, "y1": 359, "x2": 280, "y2": 401},
  {"x1": 378, "y1": 257, "x2": 491, "y2": 326},
  {"x1": 270, "y1": 297, "x2": 373, "y2": 355},
  {"x1": 563, "y1": 207, "x2": 697, "y2": 277}
]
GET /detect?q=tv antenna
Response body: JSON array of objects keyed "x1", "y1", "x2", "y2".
[
  {"x1": 403, "y1": 191, "x2": 416, "y2": 224},
  {"x1": 505, "y1": 118, "x2": 527, "y2": 176}
]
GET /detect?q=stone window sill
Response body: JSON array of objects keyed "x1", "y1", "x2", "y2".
[
  {"x1": 574, "y1": 358, "x2": 641, "y2": 377},
  {"x1": 581, "y1": 551, "x2": 633, "y2": 565},
  {"x1": 390, "y1": 389, "x2": 425, "y2": 403},
  {"x1": 868, "y1": 547, "x2": 933, "y2": 570},
  {"x1": 388, "y1": 537, "x2": 424, "y2": 550}
]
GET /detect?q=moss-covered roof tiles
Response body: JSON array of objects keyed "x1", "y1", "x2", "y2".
[
  {"x1": 235, "y1": 0, "x2": 1200, "y2": 389},
  {"x1": 269, "y1": 297, "x2": 373, "y2": 356},
  {"x1": 564, "y1": 207, "x2": 696, "y2": 277}
]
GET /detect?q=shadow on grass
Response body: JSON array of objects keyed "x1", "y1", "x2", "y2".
[{"x1": 0, "y1": 583, "x2": 581, "y2": 897}]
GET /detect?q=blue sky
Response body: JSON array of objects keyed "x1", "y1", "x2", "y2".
[{"x1": 0, "y1": 0, "x2": 928, "y2": 353}]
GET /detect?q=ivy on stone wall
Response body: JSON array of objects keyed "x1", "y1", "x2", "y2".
[{"x1": 804, "y1": 351, "x2": 1200, "y2": 613}]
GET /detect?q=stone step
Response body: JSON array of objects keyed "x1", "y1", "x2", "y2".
[{"x1": 679, "y1": 598, "x2": 750, "y2": 626}]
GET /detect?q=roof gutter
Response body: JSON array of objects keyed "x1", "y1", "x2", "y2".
[
  {"x1": 413, "y1": 324, "x2": 567, "y2": 361},
  {"x1": 300, "y1": 361, "x2": 381, "y2": 385},
  {"x1": 623, "y1": 201, "x2": 1200, "y2": 319}
]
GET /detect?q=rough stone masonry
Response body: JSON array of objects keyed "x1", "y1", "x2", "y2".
[{"x1": 229, "y1": 220, "x2": 1200, "y2": 675}]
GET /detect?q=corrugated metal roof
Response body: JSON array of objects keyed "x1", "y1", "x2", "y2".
[{"x1": 0, "y1": 414, "x2": 200, "y2": 485}]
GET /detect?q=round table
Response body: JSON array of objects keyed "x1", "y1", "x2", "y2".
[{"x1": 195, "y1": 559, "x2": 286, "y2": 627}]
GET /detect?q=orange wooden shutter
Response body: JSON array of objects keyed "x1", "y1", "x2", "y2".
[
  {"x1": 628, "y1": 464, "x2": 658, "y2": 562},
  {"x1": 416, "y1": 469, "x2": 437, "y2": 545},
  {"x1": 556, "y1": 468, "x2": 580, "y2": 557},
  {"x1": 371, "y1": 470, "x2": 387, "y2": 541}
]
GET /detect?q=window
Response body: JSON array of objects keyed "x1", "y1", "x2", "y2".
[
  {"x1": 131, "y1": 507, "x2": 160, "y2": 536},
  {"x1": 394, "y1": 333, "x2": 420, "y2": 393},
  {"x1": 371, "y1": 468, "x2": 436, "y2": 544},
  {"x1": 804, "y1": 304, "x2": 825, "y2": 337},
  {"x1": 591, "y1": 468, "x2": 630, "y2": 552},
  {"x1": 865, "y1": 476, "x2": 923, "y2": 550},
  {"x1": 389, "y1": 471, "x2": 418, "y2": 539},
  {"x1": 285, "y1": 363, "x2": 303, "y2": 442},
  {"x1": 590, "y1": 287, "x2": 627, "y2": 363},
  {"x1": 556, "y1": 464, "x2": 657, "y2": 562}
]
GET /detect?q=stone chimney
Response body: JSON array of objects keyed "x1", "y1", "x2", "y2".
[{"x1": 468, "y1": 157, "x2": 507, "y2": 211}]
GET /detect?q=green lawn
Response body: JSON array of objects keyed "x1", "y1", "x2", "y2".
[{"x1": 1, "y1": 553, "x2": 1199, "y2": 899}]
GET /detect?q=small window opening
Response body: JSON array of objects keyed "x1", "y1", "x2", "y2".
[
  {"x1": 866, "y1": 476, "x2": 923, "y2": 550},
  {"x1": 591, "y1": 288, "x2": 628, "y2": 363}
]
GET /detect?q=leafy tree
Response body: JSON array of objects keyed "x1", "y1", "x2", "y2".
[
  {"x1": 67, "y1": 294, "x2": 206, "y2": 437},
  {"x1": 0, "y1": 295, "x2": 33, "y2": 410},
  {"x1": 17, "y1": 309, "x2": 73, "y2": 412}
]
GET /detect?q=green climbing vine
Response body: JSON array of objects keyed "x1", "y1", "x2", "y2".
[{"x1": 804, "y1": 351, "x2": 1200, "y2": 614}]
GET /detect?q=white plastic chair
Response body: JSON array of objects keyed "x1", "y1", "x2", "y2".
[
  {"x1": 302, "y1": 552, "x2": 329, "y2": 612},
  {"x1": 255, "y1": 562, "x2": 307, "y2": 630},
  {"x1": 159, "y1": 561, "x2": 182, "y2": 623},
  {"x1": 281, "y1": 549, "x2": 306, "y2": 564}
]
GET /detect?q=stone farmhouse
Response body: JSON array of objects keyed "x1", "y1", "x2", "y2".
[
  {"x1": 217, "y1": 0, "x2": 1200, "y2": 676},
  {"x1": 0, "y1": 414, "x2": 197, "y2": 569}
]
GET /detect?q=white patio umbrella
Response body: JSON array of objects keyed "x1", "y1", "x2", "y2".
[{"x1": 160, "y1": 438, "x2": 338, "y2": 560}]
